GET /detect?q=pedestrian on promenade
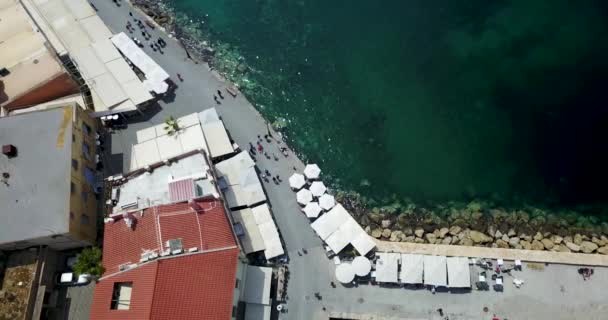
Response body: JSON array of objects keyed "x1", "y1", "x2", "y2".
[
  {"x1": 276, "y1": 175, "x2": 281, "y2": 182},
  {"x1": 264, "y1": 169, "x2": 271, "y2": 176},
  {"x1": 257, "y1": 144, "x2": 264, "y2": 153},
  {"x1": 273, "y1": 153, "x2": 279, "y2": 161},
  {"x1": 217, "y1": 90, "x2": 224, "y2": 99},
  {"x1": 129, "y1": 12, "x2": 133, "y2": 16},
  {"x1": 177, "y1": 73, "x2": 183, "y2": 82}
]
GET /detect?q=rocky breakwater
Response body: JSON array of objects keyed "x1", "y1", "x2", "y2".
[{"x1": 337, "y1": 191, "x2": 608, "y2": 255}]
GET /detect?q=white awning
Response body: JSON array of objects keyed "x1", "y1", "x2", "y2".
[
  {"x1": 310, "y1": 204, "x2": 350, "y2": 240},
  {"x1": 251, "y1": 204, "x2": 273, "y2": 225},
  {"x1": 199, "y1": 113, "x2": 234, "y2": 158},
  {"x1": 375, "y1": 252, "x2": 400, "y2": 283},
  {"x1": 243, "y1": 266, "x2": 272, "y2": 305},
  {"x1": 296, "y1": 188, "x2": 313, "y2": 205},
  {"x1": 215, "y1": 151, "x2": 255, "y2": 185},
  {"x1": 325, "y1": 219, "x2": 360, "y2": 254},
  {"x1": 289, "y1": 173, "x2": 306, "y2": 190},
  {"x1": 309, "y1": 181, "x2": 326, "y2": 197},
  {"x1": 351, "y1": 232, "x2": 376, "y2": 256},
  {"x1": 400, "y1": 254, "x2": 424, "y2": 284},
  {"x1": 303, "y1": 164, "x2": 321, "y2": 180},
  {"x1": 423, "y1": 255, "x2": 447, "y2": 287},
  {"x1": 258, "y1": 220, "x2": 284, "y2": 259},
  {"x1": 319, "y1": 194, "x2": 336, "y2": 210},
  {"x1": 231, "y1": 208, "x2": 265, "y2": 254},
  {"x1": 240, "y1": 167, "x2": 266, "y2": 206},
  {"x1": 303, "y1": 202, "x2": 322, "y2": 218},
  {"x1": 447, "y1": 256, "x2": 471, "y2": 288},
  {"x1": 335, "y1": 263, "x2": 355, "y2": 284},
  {"x1": 351, "y1": 256, "x2": 372, "y2": 277}
]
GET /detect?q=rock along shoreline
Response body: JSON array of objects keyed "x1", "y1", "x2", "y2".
[{"x1": 129, "y1": 0, "x2": 608, "y2": 256}]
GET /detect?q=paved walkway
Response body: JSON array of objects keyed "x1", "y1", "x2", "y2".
[
  {"x1": 376, "y1": 240, "x2": 608, "y2": 266},
  {"x1": 92, "y1": 1, "x2": 608, "y2": 319}
]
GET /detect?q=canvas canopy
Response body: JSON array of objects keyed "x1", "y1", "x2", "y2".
[
  {"x1": 309, "y1": 181, "x2": 326, "y2": 197},
  {"x1": 325, "y1": 219, "x2": 360, "y2": 254},
  {"x1": 423, "y1": 255, "x2": 447, "y2": 287},
  {"x1": 375, "y1": 252, "x2": 400, "y2": 283},
  {"x1": 351, "y1": 232, "x2": 376, "y2": 256},
  {"x1": 289, "y1": 173, "x2": 306, "y2": 190},
  {"x1": 319, "y1": 194, "x2": 336, "y2": 210},
  {"x1": 351, "y1": 256, "x2": 372, "y2": 277},
  {"x1": 303, "y1": 202, "x2": 322, "y2": 218},
  {"x1": 303, "y1": 164, "x2": 321, "y2": 180},
  {"x1": 296, "y1": 188, "x2": 313, "y2": 205},
  {"x1": 335, "y1": 263, "x2": 355, "y2": 284},
  {"x1": 447, "y1": 257, "x2": 471, "y2": 288},
  {"x1": 400, "y1": 254, "x2": 424, "y2": 284},
  {"x1": 310, "y1": 204, "x2": 350, "y2": 240}
]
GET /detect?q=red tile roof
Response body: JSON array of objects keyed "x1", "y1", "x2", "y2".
[
  {"x1": 90, "y1": 249, "x2": 239, "y2": 320},
  {"x1": 91, "y1": 199, "x2": 239, "y2": 320},
  {"x1": 101, "y1": 199, "x2": 236, "y2": 275}
]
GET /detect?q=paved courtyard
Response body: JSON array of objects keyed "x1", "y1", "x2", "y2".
[{"x1": 92, "y1": 1, "x2": 608, "y2": 319}]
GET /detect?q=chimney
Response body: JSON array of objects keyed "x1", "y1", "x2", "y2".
[{"x1": 2, "y1": 144, "x2": 17, "y2": 158}]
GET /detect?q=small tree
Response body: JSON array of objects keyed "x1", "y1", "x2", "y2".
[
  {"x1": 164, "y1": 116, "x2": 180, "y2": 136},
  {"x1": 73, "y1": 247, "x2": 105, "y2": 277}
]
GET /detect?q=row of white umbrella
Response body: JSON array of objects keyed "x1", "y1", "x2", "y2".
[
  {"x1": 290, "y1": 164, "x2": 336, "y2": 218},
  {"x1": 335, "y1": 256, "x2": 372, "y2": 283}
]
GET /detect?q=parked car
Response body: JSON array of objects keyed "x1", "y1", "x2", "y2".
[{"x1": 55, "y1": 272, "x2": 92, "y2": 286}]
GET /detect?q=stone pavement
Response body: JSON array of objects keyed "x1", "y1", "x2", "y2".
[
  {"x1": 376, "y1": 240, "x2": 608, "y2": 266},
  {"x1": 91, "y1": 1, "x2": 608, "y2": 319}
]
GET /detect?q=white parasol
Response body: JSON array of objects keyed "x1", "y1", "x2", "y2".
[
  {"x1": 351, "y1": 256, "x2": 372, "y2": 277},
  {"x1": 319, "y1": 194, "x2": 336, "y2": 210},
  {"x1": 303, "y1": 164, "x2": 321, "y2": 180},
  {"x1": 309, "y1": 181, "x2": 327, "y2": 197},
  {"x1": 303, "y1": 202, "x2": 322, "y2": 218},
  {"x1": 289, "y1": 173, "x2": 306, "y2": 190},
  {"x1": 335, "y1": 263, "x2": 356, "y2": 284},
  {"x1": 296, "y1": 188, "x2": 313, "y2": 205}
]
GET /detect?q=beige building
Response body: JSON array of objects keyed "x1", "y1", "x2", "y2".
[
  {"x1": 0, "y1": 0, "x2": 80, "y2": 115},
  {"x1": 0, "y1": 103, "x2": 99, "y2": 250}
]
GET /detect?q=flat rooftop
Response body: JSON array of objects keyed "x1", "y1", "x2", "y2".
[
  {"x1": 0, "y1": 0, "x2": 65, "y2": 108},
  {"x1": 0, "y1": 107, "x2": 72, "y2": 247},
  {"x1": 0, "y1": 250, "x2": 38, "y2": 320}
]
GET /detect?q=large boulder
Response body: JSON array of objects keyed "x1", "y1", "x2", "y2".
[
  {"x1": 565, "y1": 241, "x2": 580, "y2": 252},
  {"x1": 369, "y1": 212, "x2": 385, "y2": 224},
  {"x1": 541, "y1": 238, "x2": 554, "y2": 250},
  {"x1": 438, "y1": 227, "x2": 450, "y2": 238},
  {"x1": 533, "y1": 232, "x2": 544, "y2": 241},
  {"x1": 414, "y1": 237, "x2": 425, "y2": 243},
  {"x1": 381, "y1": 219, "x2": 393, "y2": 229},
  {"x1": 520, "y1": 240, "x2": 532, "y2": 250},
  {"x1": 563, "y1": 236, "x2": 573, "y2": 244},
  {"x1": 390, "y1": 230, "x2": 404, "y2": 242},
  {"x1": 496, "y1": 239, "x2": 509, "y2": 249},
  {"x1": 501, "y1": 234, "x2": 510, "y2": 242},
  {"x1": 441, "y1": 236, "x2": 452, "y2": 245},
  {"x1": 591, "y1": 236, "x2": 607, "y2": 247},
  {"x1": 449, "y1": 226, "x2": 462, "y2": 236},
  {"x1": 531, "y1": 240, "x2": 545, "y2": 250},
  {"x1": 507, "y1": 228, "x2": 517, "y2": 237},
  {"x1": 364, "y1": 226, "x2": 371, "y2": 235},
  {"x1": 487, "y1": 225, "x2": 497, "y2": 238},
  {"x1": 371, "y1": 228, "x2": 382, "y2": 239},
  {"x1": 461, "y1": 238, "x2": 474, "y2": 246},
  {"x1": 580, "y1": 241, "x2": 598, "y2": 254},
  {"x1": 573, "y1": 234, "x2": 583, "y2": 245},
  {"x1": 403, "y1": 236, "x2": 415, "y2": 243},
  {"x1": 403, "y1": 227, "x2": 413, "y2": 236},
  {"x1": 509, "y1": 237, "x2": 520, "y2": 248},
  {"x1": 556, "y1": 244, "x2": 571, "y2": 253},
  {"x1": 520, "y1": 233, "x2": 532, "y2": 242},
  {"x1": 551, "y1": 235, "x2": 563, "y2": 244},
  {"x1": 414, "y1": 228, "x2": 425, "y2": 238},
  {"x1": 469, "y1": 231, "x2": 493, "y2": 244},
  {"x1": 494, "y1": 230, "x2": 503, "y2": 239},
  {"x1": 382, "y1": 229, "x2": 392, "y2": 239},
  {"x1": 597, "y1": 246, "x2": 608, "y2": 255},
  {"x1": 425, "y1": 233, "x2": 437, "y2": 244}
]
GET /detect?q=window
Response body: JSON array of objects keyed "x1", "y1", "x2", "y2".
[
  {"x1": 82, "y1": 122, "x2": 92, "y2": 136},
  {"x1": 72, "y1": 159, "x2": 79, "y2": 170},
  {"x1": 80, "y1": 214, "x2": 90, "y2": 225},
  {"x1": 72, "y1": 134, "x2": 76, "y2": 143},
  {"x1": 82, "y1": 142, "x2": 91, "y2": 160},
  {"x1": 235, "y1": 279, "x2": 240, "y2": 288},
  {"x1": 111, "y1": 282, "x2": 133, "y2": 310},
  {"x1": 70, "y1": 183, "x2": 75, "y2": 194}
]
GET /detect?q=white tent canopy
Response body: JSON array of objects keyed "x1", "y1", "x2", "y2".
[
  {"x1": 289, "y1": 173, "x2": 306, "y2": 190},
  {"x1": 310, "y1": 204, "x2": 350, "y2": 240},
  {"x1": 303, "y1": 202, "x2": 322, "y2": 218},
  {"x1": 375, "y1": 252, "x2": 400, "y2": 283},
  {"x1": 309, "y1": 181, "x2": 327, "y2": 197},
  {"x1": 319, "y1": 194, "x2": 336, "y2": 210},
  {"x1": 351, "y1": 256, "x2": 372, "y2": 277},
  {"x1": 325, "y1": 219, "x2": 360, "y2": 254},
  {"x1": 296, "y1": 188, "x2": 313, "y2": 205},
  {"x1": 400, "y1": 254, "x2": 424, "y2": 284},
  {"x1": 335, "y1": 263, "x2": 355, "y2": 284},
  {"x1": 423, "y1": 255, "x2": 447, "y2": 287},
  {"x1": 351, "y1": 232, "x2": 376, "y2": 256},
  {"x1": 303, "y1": 164, "x2": 321, "y2": 180},
  {"x1": 447, "y1": 257, "x2": 471, "y2": 288}
]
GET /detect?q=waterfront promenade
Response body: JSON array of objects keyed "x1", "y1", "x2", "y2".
[{"x1": 91, "y1": 1, "x2": 608, "y2": 319}]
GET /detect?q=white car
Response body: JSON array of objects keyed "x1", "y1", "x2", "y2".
[{"x1": 56, "y1": 272, "x2": 92, "y2": 286}]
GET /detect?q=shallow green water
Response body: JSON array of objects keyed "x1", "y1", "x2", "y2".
[{"x1": 166, "y1": 0, "x2": 608, "y2": 208}]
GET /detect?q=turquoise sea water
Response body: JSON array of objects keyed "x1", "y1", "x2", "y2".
[{"x1": 165, "y1": 0, "x2": 608, "y2": 209}]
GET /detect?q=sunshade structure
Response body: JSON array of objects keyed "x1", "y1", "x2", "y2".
[
  {"x1": 216, "y1": 151, "x2": 266, "y2": 209},
  {"x1": 198, "y1": 108, "x2": 235, "y2": 159},
  {"x1": 375, "y1": 252, "x2": 400, "y2": 283},
  {"x1": 447, "y1": 257, "x2": 471, "y2": 288},
  {"x1": 319, "y1": 194, "x2": 336, "y2": 210},
  {"x1": 335, "y1": 263, "x2": 356, "y2": 284},
  {"x1": 230, "y1": 204, "x2": 284, "y2": 260},
  {"x1": 289, "y1": 173, "x2": 306, "y2": 190},
  {"x1": 399, "y1": 254, "x2": 424, "y2": 284},
  {"x1": 296, "y1": 188, "x2": 313, "y2": 205},
  {"x1": 423, "y1": 255, "x2": 447, "y2": 287},
  {"x1": 309, "y1": 181, "x2": 327, "y2": 197},
  {"x1": 303, "y1": 202, "x2": 322, "y2": 218},
  {"x1": 351, "y1": 256, "x2": 372, "y2": 277},
  {"x1": 303, "y1": 164, "x2": 321, "y2": 180},
  {"x1": 311, "y1": 204, "x2": 376, "y2": 255}
]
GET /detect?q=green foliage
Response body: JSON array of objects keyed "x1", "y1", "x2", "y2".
[
  {"x1": 164, "y1": 116, "x2": 180, "y2": 136},
  {"x1": 73, "y1": 247, "x2": 105, "y2": 277}
]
